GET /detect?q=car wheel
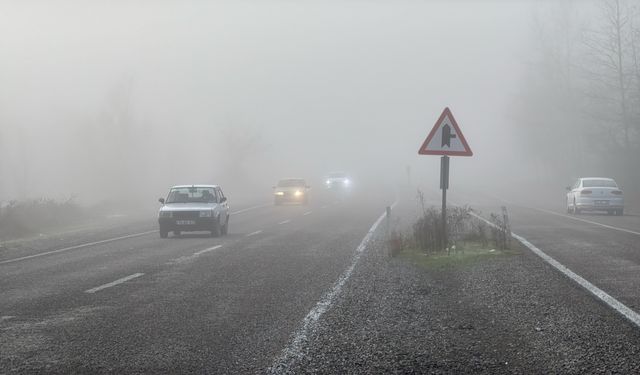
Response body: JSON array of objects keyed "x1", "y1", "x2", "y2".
[
  {"x1": 573, "y1": 199, "x2": 579, "y2": 214},
  {"x1": 173, "y1": 230, "x2": 181, "y2": 237},
  {"x1": 211, "y1": 217, "x2": 221, "y2": 237},
  {"x1": 221, "y1": 216, "x2": 229, "y2": 235},
  {"x1": 160, "y1": 229, "x2": 168, "y2": 238},
  {"x1": 618, "y1": 208, "x2": 624, "y2": 216},
  {"x1": 607, "y1": 210, "x2": 614, "y2": 215}
]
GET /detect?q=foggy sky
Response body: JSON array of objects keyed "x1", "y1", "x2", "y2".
[{"x1": 0, "y1": 1, "x2": 536, "y2": 204}]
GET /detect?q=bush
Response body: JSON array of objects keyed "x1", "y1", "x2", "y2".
[{"x1": 0, "y1": 197, "x2": 87, "y2": 239}]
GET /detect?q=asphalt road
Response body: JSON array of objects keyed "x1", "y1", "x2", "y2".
[
  {"x1": 0, "y1": 189, "x2": 395, "y2": 374},
  {"x1": 4, "y1": 185, "x2": 640, "y2": 373},
  {"x1": 451, "y1": 188, "x2": 640, "y2": 318}
]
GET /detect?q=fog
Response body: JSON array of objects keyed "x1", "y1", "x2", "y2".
[{"x1": 2, "y1": 1, "x2": 634, "y2": 209}]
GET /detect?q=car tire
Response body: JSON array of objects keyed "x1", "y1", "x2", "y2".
[
  {"x1": 221, "y1": 216, "x2": 229, "y2": 235},
  {"x1": 160, "y1": 229, "x2": 168, "y2": 238},
  {"x1": 211, "y1": 217, "x2": 221, "y2": 237},
  {"x1": 607, "y1": 210, "x2": 614, "y2": 215},
  {"x1": 173, "y1": 230, "x2": 181, "y2": 237},
  {"x1": 573, "y1": 199, "x2": 579, "y2": 214},
  {"x1": 618, "y1": 208, "x2": 624, "y2": 216}
]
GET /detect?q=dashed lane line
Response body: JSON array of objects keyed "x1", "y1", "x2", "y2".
[
  {"x1": 231, "y1": 203, "x2": 271, "y2": 215},
  {"x1": 470, "y1": 211, "x2": 640, "y2": 329},
  {"x1": 167, "y1": 245, "x2": 223, "y2": 265},
  {"x1": 246, "y1": 230, "x2": 263, "y2": 237},
  {"x1": 84, "y1": 273, "x2": 145, "y2": 294},
  {"x1": 0, "y1": 230, "x2": 158, "y2": 266},
  {"x1": 303, "y1": 211, "x2": 313, "y2": 216},
  {"x1": 278, "y1": 220, "x2": 291, "y2": 225}
]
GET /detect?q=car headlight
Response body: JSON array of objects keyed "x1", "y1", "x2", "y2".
[
  {"x1": 200, "y1": 210, "x2": 213, "y2": 218},
  {"x1": 325, "y1": 180, "x2": 331, "y2": 185},
  {"x1": 294, "y1": 190, "x2": 303, "y2": 197},
  {"x1": 344, "y1": 179, "x2": 350, "y2": 185},
  {"x1": 275, "y1": 191, "x2": 285, "y2": 196},
  {"x1": 159, "y1": 211, "x2": 172, "y2": 218}
]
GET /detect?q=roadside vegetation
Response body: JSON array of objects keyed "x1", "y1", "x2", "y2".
[
  {"x1": 0, "y1": 198, "x2": 90, "y2": 240},
  {"x1": 389, "y1": 190, "x2": 516, "y2": 268}
]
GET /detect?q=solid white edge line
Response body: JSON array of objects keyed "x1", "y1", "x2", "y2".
[
  {"x1": 469, "y1": 211, "x2": 640, "y2": 329},
  {"x1": 303, "y1": 211, "x2": 312, "y2": 216},
  {"x1": 534, "y1": 207, "x2": 640, "y2": 237},
  {"x1": 246, "y1": 230, "x2": 263, "y2": 237},
  {"x1": 0, "y1": 230, "x2": 158, "y2": 265},
  {"x1": 278, "y1": 220, "x2": 291, "y2": 225},
  {"x1": 84, "y1": 273, "x2": 145, "y2": 294},
  {"x1": 269, "y1": 201, "x2": 398, "y2": 373}
]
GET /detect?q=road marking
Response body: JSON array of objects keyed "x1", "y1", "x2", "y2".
[
  {"x1": 534, "y1": 208, "x2": 640, "y2": 237},
  {"x1": 231, "y1": 203, "x2": 271, "y2": 215},
  {"x1": 193, "y1": 245, "x2": 222, "y2": 256},
  {"x1": 470, "y1": 211, "x2": 640, "y2": 329},
  {"x1": 270, "y1": 201, "x2": 398, "y2": 373},
  {"x1": 0, "y1": 230, "x2": 158, "y2": 266},
  {"x1": 168, "y1": 245, "x2": 223, "y2": 265},
  {"x1": 84, "y1": 273, "x2": 145, "y2": 294},
  {"x1": 303, "y1": 211, "x2": 312, "y2": 216},
  {"x1": 278, "y1": 220, "x2": 291, "y2": 225},
  {"x1": 246, "y1": 230, "x2": 263, "y2": 237}
]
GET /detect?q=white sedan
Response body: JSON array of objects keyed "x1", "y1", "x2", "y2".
[{"x1": 566, "y1": 177, "x2": 624, "y2": 215}]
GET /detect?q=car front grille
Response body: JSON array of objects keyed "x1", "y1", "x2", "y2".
[{"x1": 172, "y1": 211, "x2": 199, "y2": 220}]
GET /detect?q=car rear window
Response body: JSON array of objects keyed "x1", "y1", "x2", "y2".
[
  {"x1": 582, "y1": 179, "x2": 617, "y2": 188},
  {"x1": 166, "y1": 187, "x2": 217, "y2": 203}
]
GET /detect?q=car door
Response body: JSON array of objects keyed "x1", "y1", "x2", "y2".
[
  {"x1": 217, "y1": 187, "x2": 229, "y2": 222},
  {"x1": 569, "y1": 180, "x2": 580, "y2": 205}
]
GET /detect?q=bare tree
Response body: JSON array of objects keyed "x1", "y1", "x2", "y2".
[{"x1": 582, "y1": 0, "x2": 636, "y2": 152}]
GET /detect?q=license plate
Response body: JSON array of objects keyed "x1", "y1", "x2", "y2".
[
  {"x1": 176, "y1": 220, "x2": 196, "y2": 225},
  {"x1": 595, "y1": 200, "x2": 608, "y2": 206}
]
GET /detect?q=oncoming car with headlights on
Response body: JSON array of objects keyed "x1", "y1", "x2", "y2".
[
  {"x1": 324, "y1": 172, "x2": 352, "y2": 190},
  {"x1": 158, "y1": 185, "x2": 230, "y2": 238},
  {"x1": 566, "y1": 177, "x2": 624, "y2": 215},
  {"x1": 273, "y1": 178, "x2": 310, "y2": 205}
]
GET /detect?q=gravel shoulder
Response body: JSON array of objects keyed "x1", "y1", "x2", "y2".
[{"x1": 284, "y1": 217, "x2": 640, "y2": 373}]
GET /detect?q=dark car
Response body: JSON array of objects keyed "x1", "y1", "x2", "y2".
[
  {"x1": 158, "y1": 185, "x2": 230, "y2": 238},
  {"x1": 273, "y1": 178, "x2": 310, "y2": 205}
]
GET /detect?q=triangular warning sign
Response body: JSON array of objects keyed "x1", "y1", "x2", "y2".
[{"x1": 418, "y1": 107, "x2": 472, "y2": 156}]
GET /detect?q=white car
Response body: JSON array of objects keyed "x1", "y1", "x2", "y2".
[
  {"x1": 324, "y1": 172, "x2": 351, "y2": 190},
  {"x1": 566, "y1": 177, "x2": 624, "y2": 215},
  {"x1": 158, "y1": 185, "x2": 230, "y2": 238}
]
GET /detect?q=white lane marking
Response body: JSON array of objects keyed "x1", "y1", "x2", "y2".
[
  {"x1": 1, "y1": 316, "x2": 16, "y2": 322},
  {"x1": 231, "y1": 203, "x2": 271, "y2": 215},
  {"x1": 470, "y1": 211, "x2": 640, "y2": 329},
  {"x1": 246, "y1": 230, "x2": 263, "y2": 237},
  {"x1": 0, "y1": 230, "x2": 158, "y2": 266},
  {"x1": 303, "y1": 211, "x2": 312, "y2": 216},
  {"x1": 167, "y1": 245, "x2": 223, "y2": 265},
  {"x1": 534, "y1": 208, "x2": 640, "y2": 237},
  {"x1": 194, "y1": 245, "x2": 223, "y2": 256},
  {"x1": 84, "y1": 273, "x2": 145, "y2": 294},
  {"x1": 278, "y1": 220, "x2": 291, "y2": 225},
  {"x1": 270, "y1": 201, "x2": 398, "y2": 373}
]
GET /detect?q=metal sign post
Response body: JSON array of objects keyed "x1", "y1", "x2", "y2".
[
  {"x1": 440, "y1": 155, "x2": 449, "y2": 250},
  {"x1": 418, "y1": 107, "x2": 472, "y2": 251}
]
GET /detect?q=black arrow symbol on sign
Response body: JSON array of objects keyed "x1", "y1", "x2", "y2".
[{"x1": 441, "y1": 124, "x2": 457, "y2": 147}]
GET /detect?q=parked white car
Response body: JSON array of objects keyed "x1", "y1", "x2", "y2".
[{"x1": 566, "y1": 177, "x2": 624, "y2": 215}]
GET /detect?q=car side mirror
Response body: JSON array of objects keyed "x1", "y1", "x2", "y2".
[
  {"x1": 159, "y1": 198, "x2": 165, "y2": 204},
  {"x1": 220, "y1": 197, "x2": 227, "y2": 203}
]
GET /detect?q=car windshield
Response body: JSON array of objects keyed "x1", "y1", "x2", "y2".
[
  {"x1": 166, "y1": 187, "x2": 217, "y2": 203},
  {"x1": 583, "y1": 179, "x2": 618, "y2": 188},
  {"x1": 278, "y1": 179, "x2": 305, "y2": 187}
]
